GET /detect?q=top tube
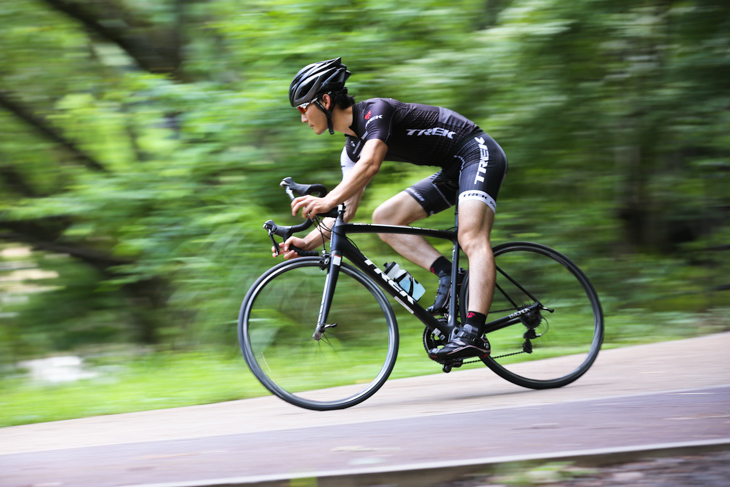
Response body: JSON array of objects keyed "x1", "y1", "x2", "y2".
[{"x1": 338, "y1": 222, "x2": 458, "y2": 242}]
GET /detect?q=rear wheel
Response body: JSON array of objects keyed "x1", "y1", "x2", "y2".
[
  {"x1": 239, "y1": 257, "x2": 399, "y2": 410},
  {"x1": 461, "y1": 242, "x2": 603, "y2": 389}
]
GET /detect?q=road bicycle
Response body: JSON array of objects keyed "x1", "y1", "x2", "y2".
[{"x1": 238, "y1": 178, "x2": 604, "y2": 411}]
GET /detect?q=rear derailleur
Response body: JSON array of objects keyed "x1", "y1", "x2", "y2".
[{"x1": 518, "y1": 304, "x2": 553, "y2": 354}]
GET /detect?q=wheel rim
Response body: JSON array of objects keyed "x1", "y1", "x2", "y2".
[
  {"x1": 464, "y1": 243, "x2": 603, "y2": 387},
  {"x1": 240, "y1": 259, "x2": 398, "y2": 409}
]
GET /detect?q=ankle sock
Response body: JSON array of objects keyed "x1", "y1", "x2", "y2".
[
  {"x1": 430, "y1": 256, "x2": 451, "y2": 276},
  {"x1": 465, "y1": 311, "x2": 487, "y2": 334}
]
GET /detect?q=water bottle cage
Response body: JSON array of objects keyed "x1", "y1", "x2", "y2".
[{"x1": 384, "y1": 262, "x2": 426, "y2": 301}]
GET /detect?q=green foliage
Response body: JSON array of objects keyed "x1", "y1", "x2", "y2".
[{"x1": 0, "y1": 0, "x2": 728, "y2": 422}]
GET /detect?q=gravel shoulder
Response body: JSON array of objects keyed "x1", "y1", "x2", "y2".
[{"x1": 437, "y1": 449, "x2": 730, "y2": 487}]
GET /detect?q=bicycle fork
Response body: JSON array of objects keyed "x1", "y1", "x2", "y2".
[
  {"x1": 312, "y1": 249, "x2": 342, "y2": 341},
  {"x1": 312, "y1": 207, "x2": 347, "y2": 342}
]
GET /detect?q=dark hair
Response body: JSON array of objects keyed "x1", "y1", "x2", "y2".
[{"x1": 330, "y1": 89, "x2": 356, "y2": 109}]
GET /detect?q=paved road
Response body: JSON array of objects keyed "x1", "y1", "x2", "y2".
[{"x1": 1, "y1": 333, "x2": 729, "y2": 487}]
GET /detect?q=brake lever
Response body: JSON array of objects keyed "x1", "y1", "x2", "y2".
[
  {"x1": 267, "y1": 229, "x2": 280, "y2": 257},
  {"x1": 283, "y1": 186, "x2": 296, "y2": 201},
  {"x1": 265, "y1": 226, "x2": 318, "y2": 257},
  {"x1": 264, "y1": 220, "x2": 284, "y2": 257}
]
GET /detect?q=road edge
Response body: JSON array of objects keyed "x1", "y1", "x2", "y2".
[{"x1": 120, "y1": 438, "x2": 730, "y2": 487}]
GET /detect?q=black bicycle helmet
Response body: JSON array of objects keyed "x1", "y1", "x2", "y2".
[
  {"x1": 289, "y1": 57, "x2": 350, "y2": 107},
  {"x1": 289, "y1": 57, "x2": 351, "y2": 134}
]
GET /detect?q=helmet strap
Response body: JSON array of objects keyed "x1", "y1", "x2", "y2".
[{"x1": 314, "y1": 99, "x2": 335, "y2": 135}]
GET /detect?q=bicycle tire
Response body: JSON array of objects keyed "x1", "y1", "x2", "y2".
[
  {"x1": 239, "y1": 257, "x2": 399, "y2": 410},
  {"x1": 460, "y1": 242, "x2": 604, "y2": 389}
]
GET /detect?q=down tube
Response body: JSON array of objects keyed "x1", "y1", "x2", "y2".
[{"x1": 337, "y1": 238, "x2": 445, "y2": 333}]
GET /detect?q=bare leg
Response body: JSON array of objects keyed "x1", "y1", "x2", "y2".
[
  {"x1": 457, "y1": 199, "x2": 496, "y2": 316},
  {"x1": 372, "y1": 192, "x2": 443, "y2": 270},
  {"x1": 428, "y1": 199, "x2": 495, "y2": 360}
]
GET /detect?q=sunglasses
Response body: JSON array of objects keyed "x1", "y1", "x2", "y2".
[
  {"x1": 297, "y1": 101, "x2": 313, "y2": 115},
  {"x1": 297, "y1": 93, "x2": 329, "y2": 115}
]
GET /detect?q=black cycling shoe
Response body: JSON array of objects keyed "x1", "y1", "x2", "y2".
[
  {"x1": 427, "y1": 269, "x2": 464, "y2": 315},
  {"x1": 429, "y1": 324, "x2": 490, "y2": 361}
]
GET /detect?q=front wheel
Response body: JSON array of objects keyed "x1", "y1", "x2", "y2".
[
  {"x1": 239, "y1": 257, "x2": 399, "y2": 410},
  {"x1": 461, "y1": 242, "x2": 604, "y2": 389}
]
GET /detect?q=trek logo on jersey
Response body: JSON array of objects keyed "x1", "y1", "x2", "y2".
[
  {"x1": 365, "y1": 114, "x2": 383, "y2": 126},
  {"x1": 405, "y1": 127, "x2": 456, "y2": 139},
  {"x1": 365, "y1": 111, "x2": 371, "y2": 120}
]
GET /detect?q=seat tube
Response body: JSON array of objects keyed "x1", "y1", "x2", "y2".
[
  {"x1": 448, "y1": 204, "x2": 460, "y2": 323},
  {"x1": 317, "y1": 205, "x2": 346, "y2": 325}
]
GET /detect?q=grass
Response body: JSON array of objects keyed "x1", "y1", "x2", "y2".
[
  {"x1": 1, "y1": 307, "x2": 727, "y2": 428},
  {"x1": 0, "y1": 351, "x2": 268, "y2": 427}
]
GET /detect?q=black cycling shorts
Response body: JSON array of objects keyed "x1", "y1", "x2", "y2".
[{"x1": 404, "y1": 131, "x2": 508, "y2": 216}]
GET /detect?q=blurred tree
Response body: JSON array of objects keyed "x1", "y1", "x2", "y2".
[
  {"x1": 43, "y1": 0, "x2": 184, "y2": 76},
  {"x1": 0, "y1": 0, "x2": 727, "y2": 360}
]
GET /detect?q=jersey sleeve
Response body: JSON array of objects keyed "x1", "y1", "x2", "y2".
[{"x1": 361, "y1": 99, "x2": 395, "y2": 144}]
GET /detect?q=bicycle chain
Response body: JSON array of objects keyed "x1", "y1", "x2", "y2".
[
  {"x1": 464, "y1": 307, "x2": 524, "y2": 363},
  {"x1": 460, "y1": 349, "x2": 526, "y2": 365},
  {"x1": 425, "y1": 305, "x2": 527, "y2": 366}
]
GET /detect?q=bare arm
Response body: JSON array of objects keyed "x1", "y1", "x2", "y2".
[
  {"x1": 276, "y1": 182, "x2": 364, "y2": 259},
  {"x1": 290, "y1": 139, "x2": 388, "y2": 219},
  {"x1": 276, "y1": 139, "x2": 388, "y2": 259}
]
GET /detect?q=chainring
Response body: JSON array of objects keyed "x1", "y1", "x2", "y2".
[{"x1": 423, "y1": 326, "x2": 448, "y2": 352}]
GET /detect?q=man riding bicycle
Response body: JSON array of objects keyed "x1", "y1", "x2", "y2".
[{"x1": 276, "y1": 57, "x2": 508, "y2": 361}]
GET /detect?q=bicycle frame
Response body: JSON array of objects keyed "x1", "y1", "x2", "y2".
[{"x1": 314, "y1": 204, "x2": 542, "y2": 342}]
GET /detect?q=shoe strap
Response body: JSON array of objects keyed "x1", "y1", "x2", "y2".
[{"x1": 461, "y1": 324, "x2": 480, "y2": 336}]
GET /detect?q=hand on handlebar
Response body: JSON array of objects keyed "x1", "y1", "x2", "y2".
[
  {"x1": 265, "y1": 178, "x2": 332, "y2": 259},
  {"x1": 272, "y1": 236, "x2": 308, "y2": 260},
  {"x1": 291, "y1": 195, "x2": 335, "y2": 220}
]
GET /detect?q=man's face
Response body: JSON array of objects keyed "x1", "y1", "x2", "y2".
[{"x1": 299, "y1": 96, "x2": 329, "y2": 135}]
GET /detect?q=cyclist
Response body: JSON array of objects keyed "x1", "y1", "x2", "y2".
[{"x1": 278, "y1": 57, "x2": 508, "y2": 362}]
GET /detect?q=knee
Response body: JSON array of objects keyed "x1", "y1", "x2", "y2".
[{"x1": 458, "y1": 228, "x2": 491, "y2": 256}]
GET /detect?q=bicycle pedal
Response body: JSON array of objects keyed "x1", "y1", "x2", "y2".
[{"x1": 441, "y1": 359, "x2": 463, "y2": 373}]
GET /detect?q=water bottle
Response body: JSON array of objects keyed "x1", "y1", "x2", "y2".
[{"x1": 384, "y1": 262, "x2": 426, "y2": 301}]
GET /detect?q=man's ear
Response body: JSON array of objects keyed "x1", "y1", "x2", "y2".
[{"x1": 322, "y1": 93, "x2": 331, "y2": 110}]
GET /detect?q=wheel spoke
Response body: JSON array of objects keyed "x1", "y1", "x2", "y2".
[
  {"x1": 462, "y1": 243, "x2": 603, "y2": 388},
  {"x1": 240, "y1": 258, "x2": 398, "y2": 410}
]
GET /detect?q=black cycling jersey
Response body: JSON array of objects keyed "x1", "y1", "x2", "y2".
[
  {"x1": 345, "y1": 98, "x2": 481, "y2": 168},
  {"x1": 341, "y1": 98, "x2": 508, "y2": 216}
]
